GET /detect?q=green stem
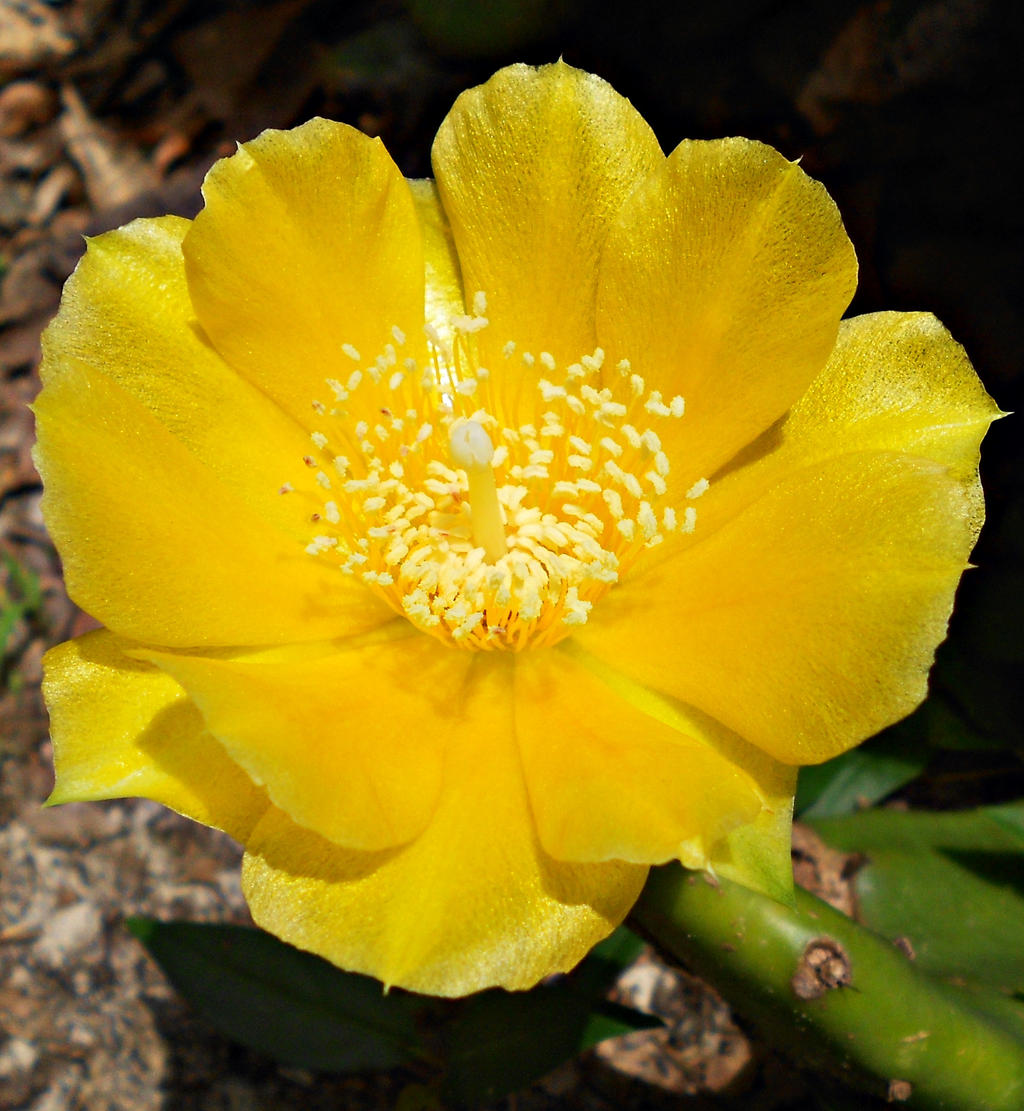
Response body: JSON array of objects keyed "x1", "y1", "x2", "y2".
[{"x1": 632, "y1": 864, "x2": 1024, "y2": 1110}]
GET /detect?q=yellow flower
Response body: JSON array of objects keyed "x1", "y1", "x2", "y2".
[{"x1": 34, "y1": 62, "x2": 997, "y2": 997}]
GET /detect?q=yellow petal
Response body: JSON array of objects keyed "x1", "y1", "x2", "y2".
[
  {"x1": 793, "y1": 312, "x2": 1001, "y2": 478},
  {"x1": 34, "y1": 215, "x2": 391, "y2": 647},
  {"x1": 709, "y1": 776, "x2": 796, "y2": 904},
  {"x1": 710, "y1": 311, "x2": 1001, "y2": 516},
  {"x1": 183, "y1": 118, "x2": 425, "y2": 428},
  {"x1": 579, "y1": 451, "x2": 980, "y2": 765},
  {"x1": 136, "y1": 630, "x2": 457, "y2": 852},
  {"x1": 33, "y1": 357, "x2": 391, "y2": 647},
  {"x1": 432, "y1": 60, "x2": 663, "y2": 369},
  {"x1": 44, "y1": 630, "x2": 268, "y2": 842},
  {"x1": 597, "y1": 137, "x2": 858, "y2": 487},
  {"x1": 40, "y1": 217, "x2": 316, "y2": 540},
  {"x1": 409, "y1": 178, "x2": 466, "y2": 325},
  {"x1": 240, "y1": 655, "x2": 647, "y2": 996},
  {"x1": 514, "y1": 646, "x2": 766, "y2": 865},
  {"x1": 582, "y1": 310, "x2": 997, "y2": 765},
  {"x1": 634, "y1": 310, "x2": 997, "y2": 584}
]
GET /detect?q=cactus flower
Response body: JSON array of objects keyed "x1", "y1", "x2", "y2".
[{"x1": 34, "y1": 62, "x2": 997, "y2": 996}]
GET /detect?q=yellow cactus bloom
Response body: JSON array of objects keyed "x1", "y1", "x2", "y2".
[{"x1": 34, "y1": 62, "x2": 997, "y2": 997}]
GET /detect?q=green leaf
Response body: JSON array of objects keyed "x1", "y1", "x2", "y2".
[
  {"x1": 576, "y1": 923, "x2": 645, "y2": 987},
  {"x1": 985, "y1": 802, "x2": 1024, "y2": 847},
  {"x1": 129, "y1": 918, "x2": 657, "y2": 1101},
  {"x1": 404, "y1": 0, "x2": 581, "y2": 57},
  {"x1": 443, "y1": 980, "x2": 659, "y2": 1104},
  {"x1": 127, "y1": 919, "x2": 427, "y2": 1072},
  {"x1": 442, "y1": 926, "x2": 658, "y2": 1104},
  {"x1": 810, "y1": 802, "x2": 1024, "y2": 992},
  {"x1": 920, "y1": 689, "x2": 1003, "y2": 751},
  {"x1": 579, "y1": 999, "x2": 663, "y2": 1047},
  {"x1": 635, "y1": 864, "x2": 1024, "y2": 1110},
  {"x1": 3, "y1": 552, "x2": 43, "y2": 612},
  {"x1": 946, "y1": 979, "x2": 1024, "y2": 1044},
  {"x1": 1, "y1": 552, "x2": 44, "y2": 674},
  {"x1": 795, "y1": 725, "x2": 928, "y2": 819},
  {"x1": 932, "y1": 642, "x2": 1024, "y2": 750},
  {"x1": 0, "y1": 597, "x2": 24, "y2": 656}
]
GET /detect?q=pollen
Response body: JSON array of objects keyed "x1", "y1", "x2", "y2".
[{"x1": 290, "y1": 294, "x2": 703, "y2": 651}]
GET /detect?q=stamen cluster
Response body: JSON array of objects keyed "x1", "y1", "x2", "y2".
[{"x1": 292, "y1": 296, "x2": 707, "y2": 650}]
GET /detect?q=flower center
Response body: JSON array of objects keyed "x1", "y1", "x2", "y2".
[{"x1": 291, "y1": 294, "x2": 707, "y2": 652}]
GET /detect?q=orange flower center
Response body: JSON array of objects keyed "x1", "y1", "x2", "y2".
[{"x1": 292, "y1": 294, "x2": 707, "y2": 651}]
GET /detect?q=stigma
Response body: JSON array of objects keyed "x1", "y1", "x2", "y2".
[
  {"x1": 293, "y1": 295, "x2": 706, "y2": 652},
  {"x1": 448, "y1": 421, "x2": 507, "y2": 563}
]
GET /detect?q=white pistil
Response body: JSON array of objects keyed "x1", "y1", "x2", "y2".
[{"x1": 448, "y1": 420, "x2": 508, "y2": 563}]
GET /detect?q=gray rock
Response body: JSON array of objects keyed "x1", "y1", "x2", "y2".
[{"x1": 33, "y1": 901, "x2": 103, "y2": 969}]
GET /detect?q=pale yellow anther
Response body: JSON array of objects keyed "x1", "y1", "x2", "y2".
[
  {"x1": 449, "y1": 420, "x2": 508, "y2": 563},
  {"x1": 299, "y1": 308, "x2": 697, "y2": 651}
]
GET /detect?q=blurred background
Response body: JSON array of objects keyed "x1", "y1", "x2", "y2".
[{"x1": 1, "y1": 1, "x2": 1022, "y2": 1108}]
